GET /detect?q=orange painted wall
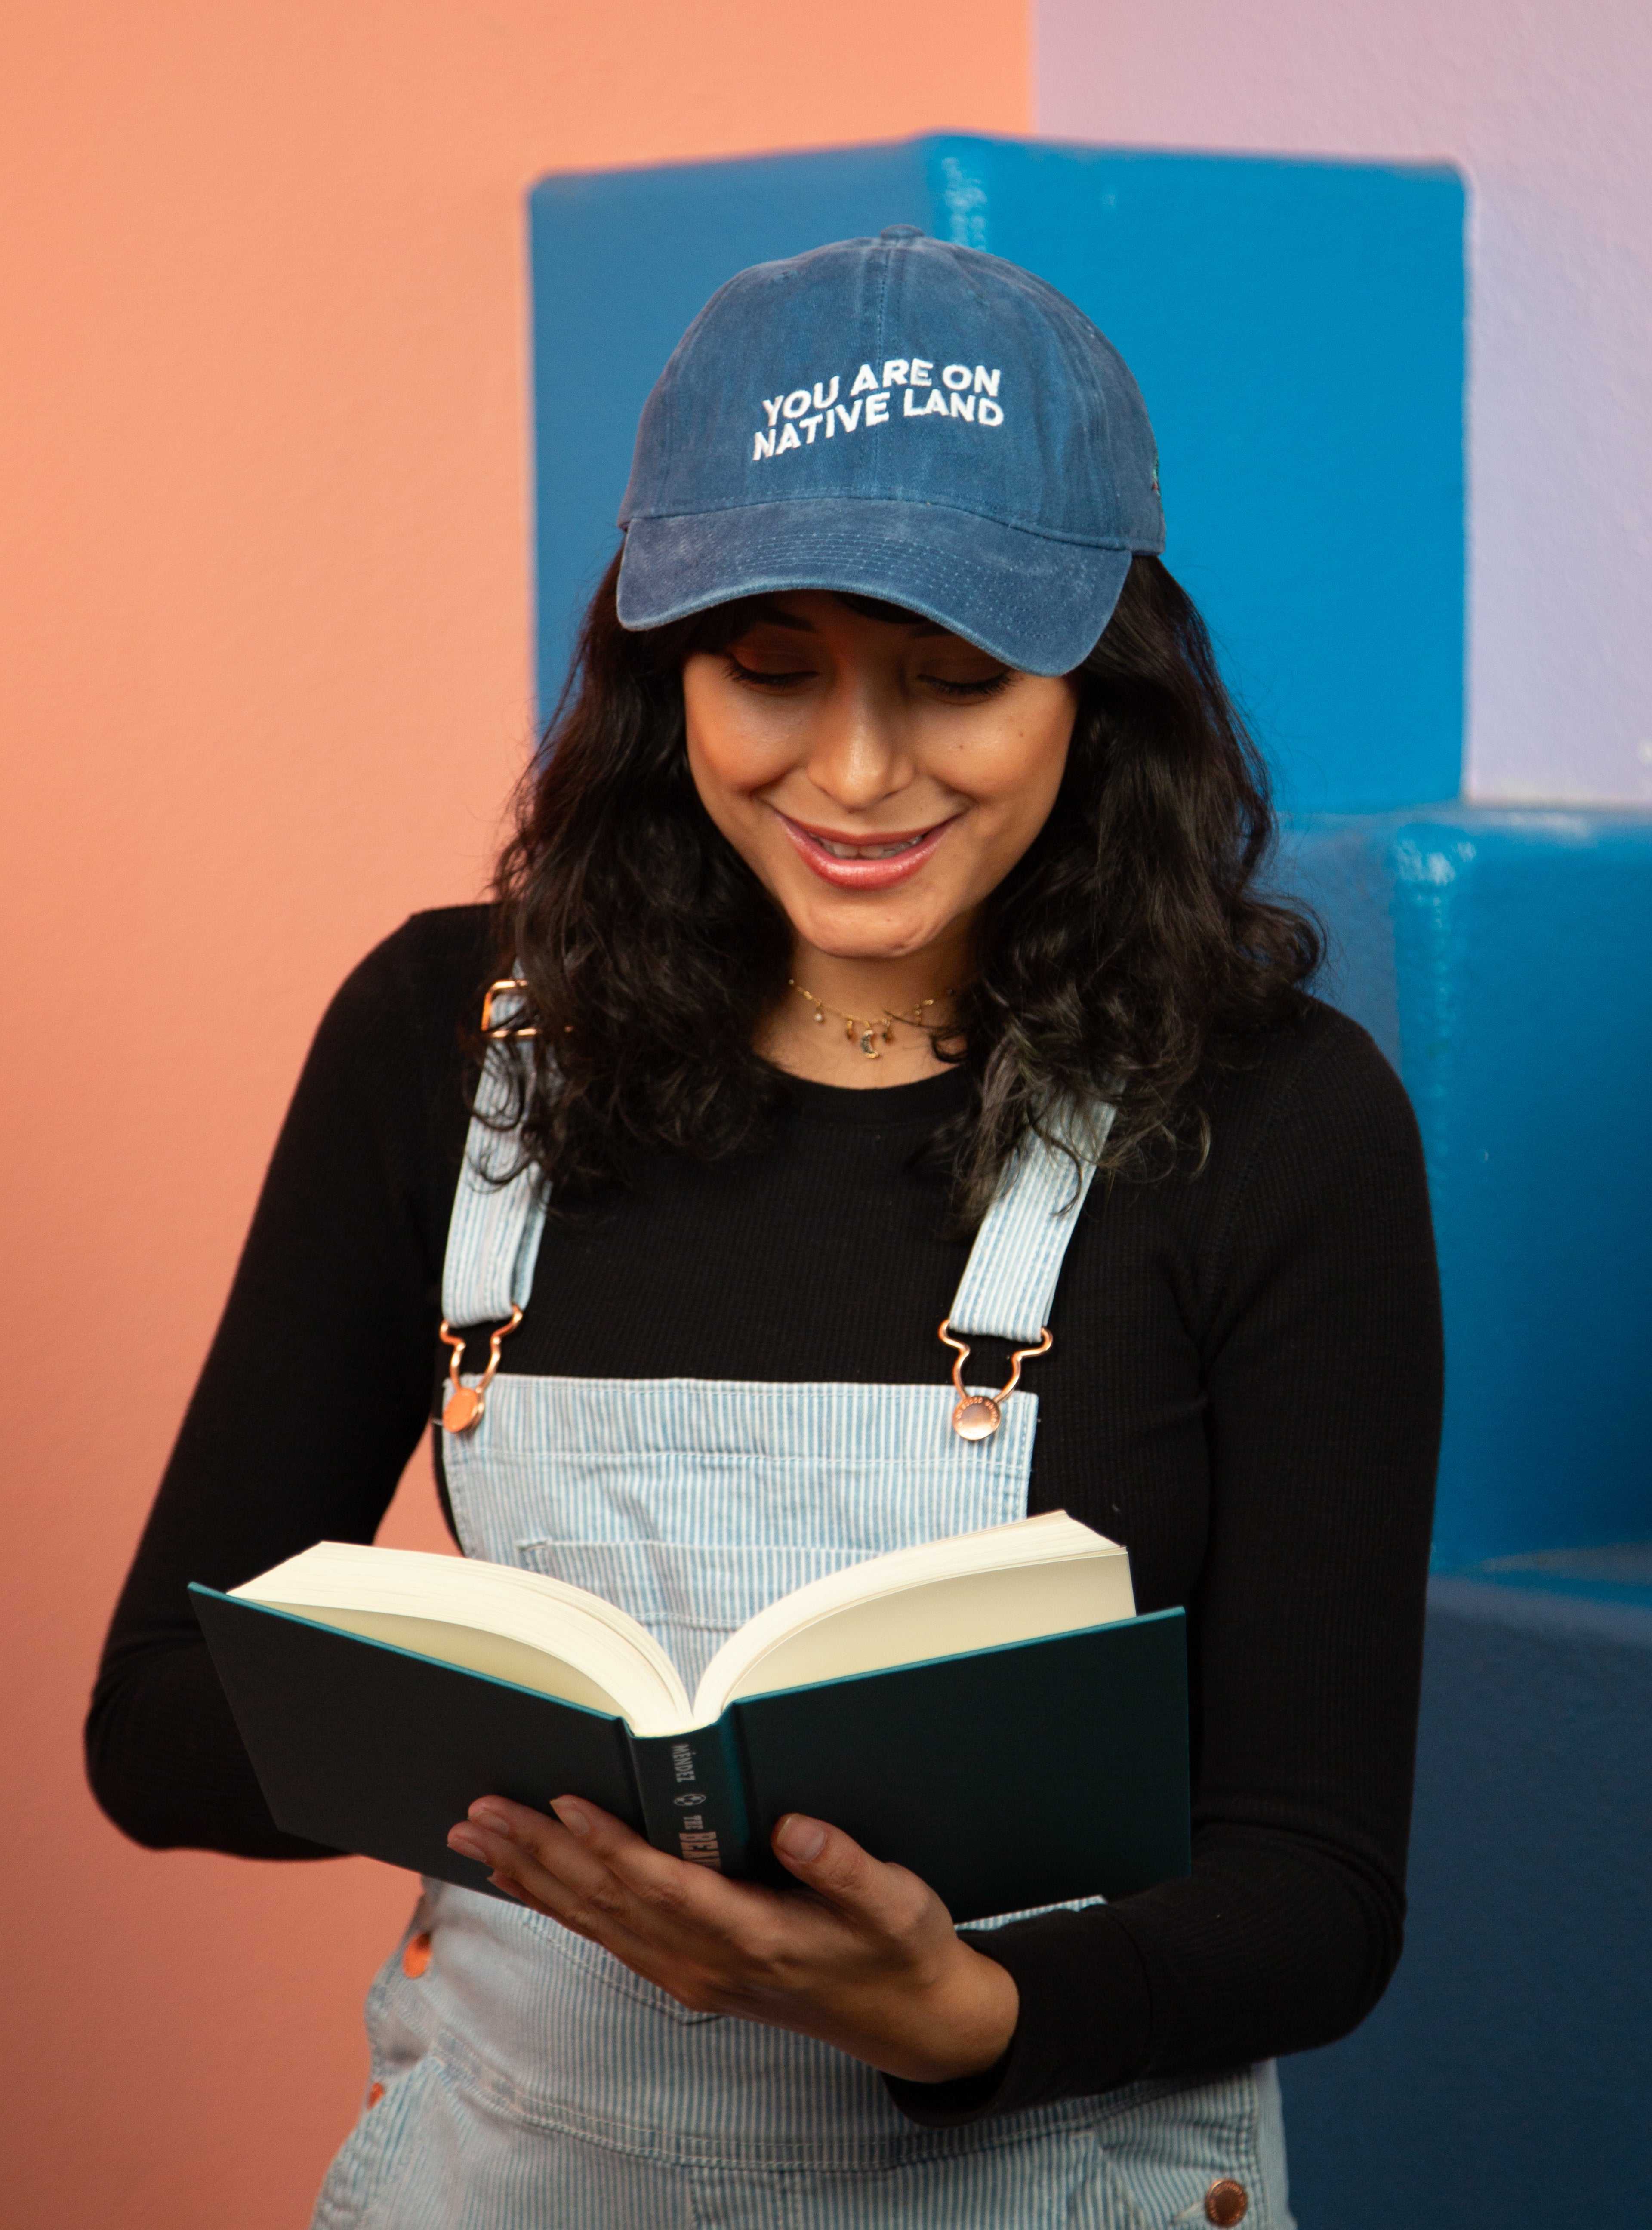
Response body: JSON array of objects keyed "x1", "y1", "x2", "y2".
[{"x1": 0, "y1": 7, "x2": 1028, "y2": 2219}]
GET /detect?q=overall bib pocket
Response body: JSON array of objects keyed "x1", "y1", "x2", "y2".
[{"x1": 515, "y1": 1535, "x2": 869, "y2": 1692}]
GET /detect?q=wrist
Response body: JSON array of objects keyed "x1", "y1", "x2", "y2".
[{"x1": 881, "y1": 1940, "x2": 1019, "y2": 2085}]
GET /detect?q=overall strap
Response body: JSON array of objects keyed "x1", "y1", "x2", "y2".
[
  {"x1": 443, "y1": 1043, "x2": 1115, "y2": 1345},
  {"x1": 441, "y1": 1039, "x2": 548, "y2": 1326},
  {"x1": 945, "y1": 1099, "x2": 1117, "y2": 1345}
]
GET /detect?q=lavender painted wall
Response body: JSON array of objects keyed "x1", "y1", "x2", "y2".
[{"x1": 1036, "y1": 0, "x2": 1652, "y2": 806}]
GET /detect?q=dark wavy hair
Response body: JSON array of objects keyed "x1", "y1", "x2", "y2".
[{"x1": 491, "y1": 551, "x2": 1319, "y2": 1223}]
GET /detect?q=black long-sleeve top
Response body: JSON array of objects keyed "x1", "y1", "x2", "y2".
[{"x1": 87, "y1": 904, "x2": 1442, "y2": 2123}]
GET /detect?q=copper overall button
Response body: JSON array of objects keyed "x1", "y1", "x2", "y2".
[
  {"x1": 365, "y1": 2081, "x2": 385, "y2": 2109},
  {"x1": 951, "y1": 1396, "x2": 1002, "y2": 1440},
  {"x1": 402, "y1": 1931, "x2": 432, "y2": 1979},
  {"x1": 1205, "y1": 2179, "x2": 1248, "y2": 2226}
]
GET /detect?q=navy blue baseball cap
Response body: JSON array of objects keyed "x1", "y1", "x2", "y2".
[{"x1": 616, "y1": 226, "x2": 1164, "y2": 676}]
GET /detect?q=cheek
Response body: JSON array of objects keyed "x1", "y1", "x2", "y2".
[
  {"x1": 683, "y1": 672, "x2": 796, "y2": 818},
  {"x1": 962, "y1": 700, "x2": 1074, "y2": 843},
  {"x1": 689, "y1": 726, "x2": 786, "y2": 805},
  {"x1": 685, "y1": 733, "x2": 784, "y2": 879}
]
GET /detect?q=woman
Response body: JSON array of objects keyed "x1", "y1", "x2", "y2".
[{"x1": 89, "y1": 228, "x2": 1441, "y2": 2228}]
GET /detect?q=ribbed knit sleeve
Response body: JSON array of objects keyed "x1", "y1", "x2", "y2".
[
  {"x1": 890, "y1": 1020, "x2": 1441, "y2": 2120},
  {"x1": 84, "y1": 910, "x2": 487, "y2": 1854}
]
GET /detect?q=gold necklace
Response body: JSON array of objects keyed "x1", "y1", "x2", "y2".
[{"x1": 788, "y1": 978, "x2": 950, "y2": 1061}]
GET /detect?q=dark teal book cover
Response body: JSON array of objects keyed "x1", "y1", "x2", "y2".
[{"x1": 191, "y1": 1586, "x2": 1189, "y2": 1923}]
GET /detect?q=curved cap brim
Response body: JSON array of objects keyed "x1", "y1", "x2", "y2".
[{"x1": 616, "y1": 498, "x2": 1135, "y2": 676}]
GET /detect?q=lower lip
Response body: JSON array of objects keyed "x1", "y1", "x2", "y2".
[{"x1": 776, "y1": 814, "x2": 954, "y2": 891}]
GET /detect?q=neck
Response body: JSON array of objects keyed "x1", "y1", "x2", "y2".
[{"x1": 757, "y1": 933, "x2": 969, "y2": 1089}]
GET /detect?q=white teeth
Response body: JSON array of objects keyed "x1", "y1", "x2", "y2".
[{"x1": 820, "y1": 835, "x2": 925, "y2": 860}]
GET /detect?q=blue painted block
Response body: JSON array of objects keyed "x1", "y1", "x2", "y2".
[
  {"x1": 1287, "y1": 809, "x2": 1652, "y2": 1565},
  {"x1": 1280, "y1": 1576, "x2": 1652, "y2": 2225},
  {"x1": 530, "y1": 142, "x2": 932, "y2": 700},
  {"x1": 530, "y1": 135, "x2": 1464, "y2": 811}
]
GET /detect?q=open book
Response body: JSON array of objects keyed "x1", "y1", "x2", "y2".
[
  {"x1": 231, "y1": 1511, "x2": 1135, "y2": 1736},
  {"x1": 194, "y1": 1513, "x2": 1189, "y2": 1922}
]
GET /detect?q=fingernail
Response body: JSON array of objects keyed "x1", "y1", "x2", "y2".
[
  {"x1": 775, "y1": 1814, "x2": 828, "y2": 1863},
  {"x1": 447, "y1": 1826, "x2": 487, "y2": 1860},
  {"x1": 549, "y1": 1798, "x2": 591, "y2": 1839},
  {"x1": 469, "y1": 1803, "x2": 513, "y2": 1838}
]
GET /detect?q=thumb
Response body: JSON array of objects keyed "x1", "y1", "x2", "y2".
[{"x1": 771, "y1": 1813, "x2": 904, "y2": 1918}]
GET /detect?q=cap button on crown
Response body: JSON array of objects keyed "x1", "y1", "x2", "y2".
[{"x1": 880, "y1": 224, "x2": 923, "y2": 241}]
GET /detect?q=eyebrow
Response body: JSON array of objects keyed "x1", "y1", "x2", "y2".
[{"x1": 743, "y1": 598, "x2": 948, "y2": 639}]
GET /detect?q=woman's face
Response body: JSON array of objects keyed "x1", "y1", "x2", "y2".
[{"x1": 682, "y1": 593, "x2": 1079, "y2": 967}]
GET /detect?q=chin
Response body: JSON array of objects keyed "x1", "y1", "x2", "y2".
[{"x1": 789, "y1": 902, "x2": 945, "y2": 962}]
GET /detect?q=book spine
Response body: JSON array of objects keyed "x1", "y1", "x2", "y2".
[{"x1": 628, "y1": 1720, "x2": 753, "y2": 1878}]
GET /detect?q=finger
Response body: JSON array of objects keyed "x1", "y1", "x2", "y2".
[
  {"x1": 770, "y1": 1814, "x2": 934, "y2": 1937},
  {"x1": 447, "y1": 1804, "x2": 595, "y2": 1912},
  {"x1": 448, "y1": 1809, "x2": 668, "y2": 1966},
  {"x1": 456, "y1": 1793, "x2": 644, "y2": 1869},
  {"x1": 459, "y1": 1809, "x2": 745, "y2": 2019},
  {"x1": 449, "y1": 1798, "x2": 626, "y2": 1907},
  {"x1": 461, "y1": 1795, "x2": 666, "y2": 1911},
  {"x1": 542, "y1": 1795, "x2": 767, "y2": 1937},
  {"x1": 450, "y1": 1795, "x2": 720, "y2": 1950}
]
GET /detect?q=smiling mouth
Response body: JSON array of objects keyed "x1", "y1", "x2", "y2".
[
  {"x1": 774, "y1": 811, "x2": 957, "y2": 889},
  {"x1": 815, "y1": 832, "x2": 932, "y2": 860}
]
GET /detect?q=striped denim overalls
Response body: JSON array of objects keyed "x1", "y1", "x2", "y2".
[{"x1": 312, "y1": 1048, "x2": 1293, "y2": 2230}]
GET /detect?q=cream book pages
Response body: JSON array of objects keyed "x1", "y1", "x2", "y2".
[
  {"x1": 232, "y1": 1511, "x2": 1134, "y2": 1739},
  {"x1": 234, "y1": 1547, "x2": 692, "y2": 1731},
  {"x1": 692, "y1": 1512, "x2": 1134, "y2": 1717}
]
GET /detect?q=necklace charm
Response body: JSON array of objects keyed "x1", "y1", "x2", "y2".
[
  {"x1": 789, "y1": 978, "x2": 948, "y2": 1060},
  {"x1": 438, "y1": 1306, "x2": 524, "y2": 1434},
  {"x1": 937, "y1": 1320, "x2": 1055, "y2": 1441}
]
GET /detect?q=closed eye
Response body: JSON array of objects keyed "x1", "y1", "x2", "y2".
[
  {"x1": 725, "y1": 656, "x2": 815, "y2": 691},
  {"x1": 921, "y1": 671, "x2": 1012, "y2": 700}
]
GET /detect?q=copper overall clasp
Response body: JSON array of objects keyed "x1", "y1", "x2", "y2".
[
  {"x1": 480, "y1": 978, "x2": 538, "y2": 1039},
  {"x1": 937, "y1": 1320, "x2": 1054, "y2": 1441},
  {"x1": 438, "y1": 1307, "x2": 524, "y2": 1433}
]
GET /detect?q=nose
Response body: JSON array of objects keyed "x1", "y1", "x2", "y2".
[{"x1": 801, "y1": 678, "x2": 914, "y2": 814}]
